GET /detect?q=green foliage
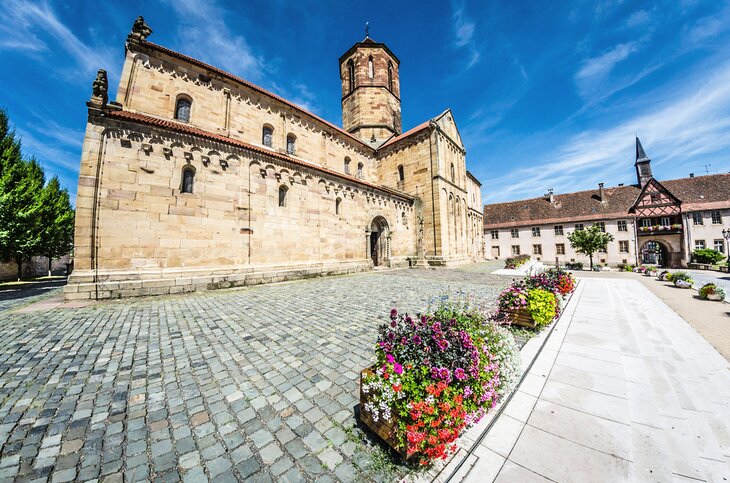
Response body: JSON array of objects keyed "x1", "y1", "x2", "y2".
[
  {"x1": 699, "y1": 283, "x2": 717, "y2": 299},
  {"x1": 0, "y1": 108, "x2": 74, "y2": 279},
  {"x1": 566, "y1": 225, "x2": 614, "y2": 270},
  {"x1": 692, "y1": 248, "x2": 725, "y2": 264},
  {"x1": 504, "y1": 254, "x2": 530, "y2": 269},
  {"x1": 617, "y1": 263, "x2": 635, "y2": 272},
  {"x1": 671, "y1": 271, "x2": 692, "y2": 282},
  {"x1": 564, "y1": 261, "x2": 583, "y2": 270},
  {"x1": 527, "y1": 288, "x2": 557, "y2": 326}
]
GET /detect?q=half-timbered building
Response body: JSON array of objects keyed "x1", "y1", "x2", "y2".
[{"x1": 484, "y1": 138, "x2": 730, "y2": 268}]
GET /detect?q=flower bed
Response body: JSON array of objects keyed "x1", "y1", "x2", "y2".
[
  {"x1": 360, "y1": 298, "x2": 520, "y2": 464},
  {"x1": 504, "y1": 254, "x2": 530, "y2": 269},
  {"x1": 671, "y1": 271, "x2": 694, "y2": 288},
  {"x1": 699, "y1": 283, "x2": 726, "y2": 301},
  {"x1": 493, "y1": 268, "x2": 576, "y2": 328}
]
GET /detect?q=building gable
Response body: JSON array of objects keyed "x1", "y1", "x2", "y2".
[
  {"x1": 629, "y1": 178, "x2": 681, "y2": 216},
  {"x1": 433, "y1": 109, "x2": 464, "y2": 151}
]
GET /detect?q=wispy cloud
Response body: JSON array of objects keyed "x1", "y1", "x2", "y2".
[
  {"x1": 450, "y1": 1, "x2": 480, "y2": 69},
  {"x1": 575, "y1": 41, "x2": 640, "y2": 96},
  {"x1": 167, "y1": 0, "x2": 264, "y2": 82},
  {"x1": 486, "y1": 61, "x2": 730, "y2": 202},
  {"x1": 0, "y1": 0, "x2": 115, "y2": 79}
]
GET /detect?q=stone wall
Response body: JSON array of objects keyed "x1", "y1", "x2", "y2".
[
  {"x1": 116, "y1": 43, "x2": 376, "y2": 183},
  {"x1": 0, "y1": 255, "x2": 71, "y2": 281},
  {"x1": 66, "y1": 114, "x2": 415, "y2": 300}
]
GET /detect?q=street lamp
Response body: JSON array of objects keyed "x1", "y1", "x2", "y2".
[{"x1": 723, "y1": 228, "x2": 730, "y2": 271}]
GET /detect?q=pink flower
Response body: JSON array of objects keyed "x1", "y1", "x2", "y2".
[
  {"x1": 394, "y1": 363, "x2": 403, "y2": 374},
  {"x1": 386, "y1": 354, "x2": 395, "y2": 363},
  {"x1": 390, "y1": 308, "x2": 398, "y2": 318},
  {"x1": 454, "y1": 368, "x2": 467, "y2": 381}
]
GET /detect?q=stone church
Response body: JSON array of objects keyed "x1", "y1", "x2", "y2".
[{"x1": 65, "y1": 17, "x2": 484, "y2": 300}]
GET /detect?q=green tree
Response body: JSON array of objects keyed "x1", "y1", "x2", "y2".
[
  {"x1": 0, "y1": 109, "x2": 47, "y2": 280},
  {"x1": 567, "y1": 225, "x2": 615, "y2": 270},
  {"x1": 38, "y1": 177, "x2": 75, "y2": 276}
]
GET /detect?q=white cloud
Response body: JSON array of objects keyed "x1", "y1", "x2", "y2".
[
  {"x1": 0, "y1": 0, "x2": 115, "y2": 78},
  {"x1": 576, "y1": 42, "x2": 638, "y2": 84},
  {"x1": 625, "y1": 9, "x2": 651, "y2": 28},
  {"x1": 167, "y1": 0, "x2": 264, "y2": 82},
  {"x1": 450, "y1": 0, "x2": 480, "y2": 69},
  {"x1": 485, "y1": 61, "x2": 730, "y2": 202}
]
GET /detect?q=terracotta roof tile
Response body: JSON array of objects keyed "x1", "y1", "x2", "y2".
[
  {"x1": 105, "y1": 109, "x2": 414, "y2": 202},
  {"x1": 379, "y1": 120, "x2": 431, "y2": 149},
  {"x1": 484, "y1": 173, "x2": 730, "y2": 228}
]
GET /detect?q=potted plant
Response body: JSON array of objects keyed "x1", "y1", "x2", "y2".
[
  {"x1": 360, "y1": 301, "x2": 520, "y2": 463},
  {"x1": 657, "y1": 270, "x2": 669, "y2": 281},
  {"x1": 699, "y1": 283, "x2": 726, "y2": 301},
  {"x1": 671, "y1": 271, "x2": 694, "y2": 288}
]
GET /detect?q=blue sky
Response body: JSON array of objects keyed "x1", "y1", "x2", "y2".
[{"x1": 2, "y1": 0, "x2": 730, "y2": 205}]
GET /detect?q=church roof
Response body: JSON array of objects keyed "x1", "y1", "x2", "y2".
[
  {"x1": 483, "y1": 172, "x2": 730, "y2": 228},
  {"x1": 378, "y1": 120, "x2": 431, "y2": 149},
  {"x1": 133, "y1": 40, "x2": 375, "y2": 152},
  {"x1": 636, "y1": 136, "x2": 649, "y2": 163},
  {"x1": 105, "y1": 109, "x2": 414, "y2": 203}
]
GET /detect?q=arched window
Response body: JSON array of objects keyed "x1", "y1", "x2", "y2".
[
  {"x1": 344, "y1": 157, "x2": 351, "y2": 174},
  {"x1": 450, "y1": 163, "x2": 455, "y2": 182},
  {"x1": 336, "y1": 197, "x2": 342, "y2": 215},
  {"x1": 388, "y1": 62, "x2": 394, "y2": 91},
  {"x1": 278, "y1": 185, "x2": 288, "y2": 207},
  {"x1": 286, "y1": 134, "x2": 296, "y2": 155},
  {"x1": 397, "y1": 164, "x2": 404, "y2": 181},
  {"x1": 347, "y1": 60, "x2": 355, "y2": 93},
  {"x1": 357, "y1": 162, "x2": 364, "y2": 179},
  {"x1": 368, "y1": 56, "x2": 374, "y2": 79},
  {"x1": 262, "y1": 125, "x2": 273, "y2": 147},
  {"x1": 175, "y1": 97, "x2": 191, "y2": 122},
  {"x1": 181, "y1": 167, "x2": 194, "y2": 193}
]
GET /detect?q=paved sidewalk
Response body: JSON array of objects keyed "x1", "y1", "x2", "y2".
[{"x1": 462, "y1": 277, "x2": 730, "y2": 482}]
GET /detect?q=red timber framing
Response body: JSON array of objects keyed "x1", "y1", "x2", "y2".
[{"x1": 629, "y1": 178, "x2": 682, "y2": 217}]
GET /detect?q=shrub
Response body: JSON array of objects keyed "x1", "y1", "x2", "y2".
[
  {"x1": 504, "y1": 254, "x2": 530, "y2": 269},
  {"x1": 693, "y1": 248, "x2": 726, "y2": 264},
  {"x1": 665, "y1": 272, "x2": 675, "y2": 282},
  {"x1": 671, "y1": 271, "x2": 693, "y2": 282},
  {"x1": 699, "y1": 283, "x2": 717, "y2": 299},
  {"x1": 617, "y1": 263, "x2": 635, "y2": 272},
  {"x1": 527, "y1": 288, "x2": 557, "y2": 326},
  {"x1": 361, "y1": 299, "x2": 520, "y2": 463},
  {"x1": 564, "y1": 261, "x2": 583, "y2": 270}
]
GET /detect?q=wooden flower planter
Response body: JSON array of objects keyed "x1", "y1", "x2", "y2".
[
  {"x1": 359, "y1": 368, "x2": 410, "y2": 459},
  {"x1": 506, "y1": 307, "x2": 536, "y2": 328}
]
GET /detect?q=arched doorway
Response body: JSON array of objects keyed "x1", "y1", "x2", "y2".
[
  {"x1": 640, "y1": 240, "x2": 667, "y2": 266},
  {"x1": 370, "y1": 216, "x2": 390, "y2": 266}
]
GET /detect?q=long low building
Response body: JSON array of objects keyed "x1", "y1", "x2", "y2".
[{"x1": 483, "y1": 138, "x2": 730, "y2": 268}]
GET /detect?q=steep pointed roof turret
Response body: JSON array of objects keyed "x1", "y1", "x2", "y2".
[{"x1": 636, "y1": 136, "x2": 650, "y2": 163}]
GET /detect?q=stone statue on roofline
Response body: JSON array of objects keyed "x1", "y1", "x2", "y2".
[
  {"x1": 88, "y1": 69, "x2": 108, "y2": 108},
  {"x1": 129, "y1": 16, "x2": 152, "y2": 41}
]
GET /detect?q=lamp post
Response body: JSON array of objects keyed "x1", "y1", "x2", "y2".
[{"x1": 723, "y1": 228, "x2": 730, "y2": 271}]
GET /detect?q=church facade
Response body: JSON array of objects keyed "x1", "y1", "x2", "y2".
[
  {"x1": 65, "y1": 17, "x2": 484, "y2": 300},
  {"x1": 484, "y1": 138, "x2": 730, "y2": 268}
]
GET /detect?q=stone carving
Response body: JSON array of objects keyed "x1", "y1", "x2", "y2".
[
  {"x1": 89, "y1": 69, "x2": 108, "y2": 107},
  {"x1": 130, "y1": 16, "x2": 152, "y2": 41}
]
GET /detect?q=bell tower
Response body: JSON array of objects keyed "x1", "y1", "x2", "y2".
[{"x1": 339, "y1": 32, "x2": 401, "y2": 147}]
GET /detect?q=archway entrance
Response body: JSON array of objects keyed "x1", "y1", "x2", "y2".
[
  {"x1": 370, "y1": 216, "x2": 390, "y2": 266},
  {"x1": 640, "y1": 240, "x2": 667, "y2": 266}
]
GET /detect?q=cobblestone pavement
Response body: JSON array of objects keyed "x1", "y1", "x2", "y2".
[
  {"x1": 0, "y1": 280, "x2": 66, "y2": 314},
  {"x1": 0, "y1": 262, "x2": 510, "y2": 482}
]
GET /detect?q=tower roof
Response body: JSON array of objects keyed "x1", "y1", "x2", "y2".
[
  {"x1": 636, "y1": 136, "x2": 650, "y2": 163},
  {"x1": 338, "y1": 38, "x2": 400, "y2": 64}
]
